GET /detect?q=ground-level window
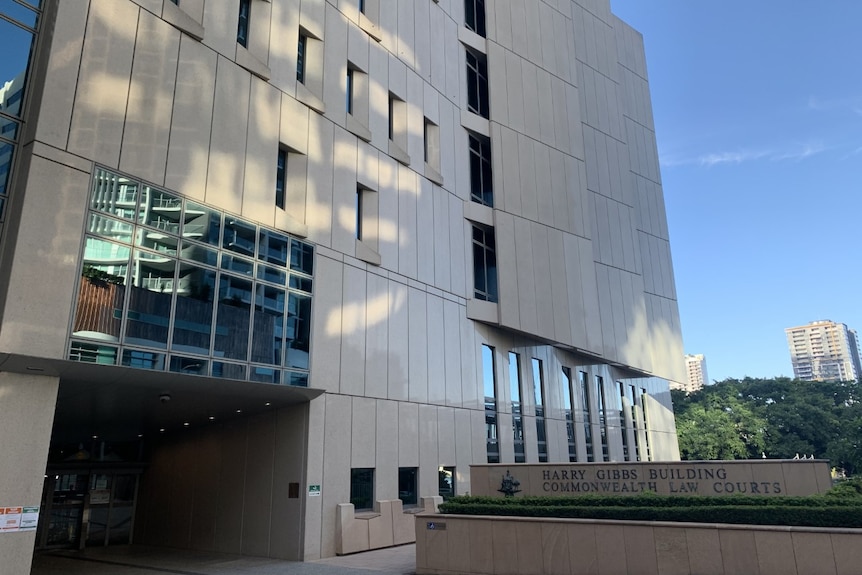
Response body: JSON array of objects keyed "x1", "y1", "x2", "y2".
[
  {"x1": 350, "y1": 468, "x2": 374, "y2": 510},
  {"x1": 438, "y1": 466, "x2": 455, "y2": 500},
  {"x1": 398, "y1": 467, "x2": 417, "y2": 506}
]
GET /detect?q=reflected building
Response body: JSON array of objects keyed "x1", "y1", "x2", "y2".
[{"x1": 0, "y1": 0, "x2": 685, "y2": 572}]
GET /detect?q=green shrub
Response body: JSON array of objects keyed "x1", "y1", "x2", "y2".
[{"x1": 437, "y1": 494, "x2": 862, "y2": 528}]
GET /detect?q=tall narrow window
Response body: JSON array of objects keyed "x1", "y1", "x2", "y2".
[
  {"x1": 580, "y1": 371, "x2": 594, "y2": 462},
  {"x1": 466, "y1": 48, "x2": 489, "y2": 119},
  {"x1": 629, "y1": 383, "x2": 640, "y2": 460},
  {"x1": 350, "y1": 468, "x2": 374, "y2": 510},
  {"x1": 468, "y1": 132, "x2": 493, "y2": 206},
  {"x1": 398, "y1": 467, "x2": 417, "y2": 506},
  {"x1": 464, "y1": 0, "x2": 486, "y2": 37},
  {"x1": 472, "y1": 224, "x2": 497, "y2": 302},
  {"x1": 509, "y1": 352, "x2": 524, "y2": 463},
  {"x1": 482, "y1": 344, "x2": 499, "y2": 463},
  {"x1": 346, "y1": 67, "x2": 355, "y2": 114},
  {"x1": 641, "y1": 388, "x2": 652, "y2": 461},
  {"x1": 275, "y1": 148, "x2": 286, "y2": 209},
  {"x1": 532, "y1": 358, "x2": 547, "y2": 462},
  {"x1": 596, "y1": 375, "x2": 609, "y2": 461},
  {"x1": 355, "y1": 186, "x2": 363, "y2": 239},
  {"x1": 618, "y1": 381, "x2": 630, "y2": 460},
  {"x1": 562, "y1": 367, "x2": 577, "y2": 462},
  {"x1": 297, "y1": 33, "x2": 307, "y2": 83},
  {"x1": 237, "y1": 0, "x2": 250, "y2": 47},
  {"x1": 438, "y1": 466, "x2": 455, "y2": 499},
  {"x1": 359, "y1": 0, "x2": 366, "y2": 14}
]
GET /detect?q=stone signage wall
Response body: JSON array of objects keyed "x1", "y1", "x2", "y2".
[{"x1": 470, "y1": 461, "x2": 831, "y2": 498}]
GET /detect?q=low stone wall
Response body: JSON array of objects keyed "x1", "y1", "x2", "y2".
[
  {"x1": 415, "y1": 513, "x2": 862, "y2": 575},
  {"x1": 336, "y1": 497, "x2": 441, "y2": 555},
  {"x1": 471, "y1": 460, "x2": 831, "y2": 498}
]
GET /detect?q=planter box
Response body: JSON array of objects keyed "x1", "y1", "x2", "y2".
[{"x1": 415, "y1": 512, "x2": 862, "y2": 575}]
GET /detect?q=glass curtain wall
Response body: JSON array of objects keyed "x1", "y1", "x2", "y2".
[{"x1": 0, "y1": 1, "x2": 43, "y2": 238}]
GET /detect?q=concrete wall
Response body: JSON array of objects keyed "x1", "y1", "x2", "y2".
[
  {"x1": 134, "y1": 403, "x2": 308, "y2": 560},
  {"x1": 416, "y1": 513, "x2": 862, "y2": 575},
  {"x1": 0, "y1": 372, "x2": 59, "y2": 575}
]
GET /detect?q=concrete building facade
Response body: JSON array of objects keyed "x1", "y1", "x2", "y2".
[
  {"x1": 786, "y1": 320, "x2": 862, "y2": 382},
  {"x1": 0, "y1": 0, "x2": 684, "y2": 572}
]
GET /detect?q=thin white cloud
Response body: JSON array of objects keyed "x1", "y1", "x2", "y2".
[{"x1": 661, "y1": 141, "x2": 826, "y2": 169}]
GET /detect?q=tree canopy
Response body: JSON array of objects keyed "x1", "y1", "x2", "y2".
[{"x1": 673, "y1": 377, "x2": 862, "y2": 474}]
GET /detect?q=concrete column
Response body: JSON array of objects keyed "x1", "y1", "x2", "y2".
[{"x1": 0, "y1": 371, "x2": 59, "y2": 575}]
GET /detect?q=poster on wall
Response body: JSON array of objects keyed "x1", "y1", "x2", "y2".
[{"x1": 0, "y1": 506, "x2": 39, "y2": 533}]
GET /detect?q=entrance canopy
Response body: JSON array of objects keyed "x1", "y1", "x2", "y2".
[{"x1": 0, "y1": 352, "x2": 324, "y2": 446}]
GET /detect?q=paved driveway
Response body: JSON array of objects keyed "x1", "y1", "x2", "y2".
[{"x1": 31, "y1": 544, "x2": 416, "y2": 575}]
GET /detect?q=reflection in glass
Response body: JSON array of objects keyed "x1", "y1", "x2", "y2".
[
  {"x1": 250, "y1": 366, "x2": 280, "y2": 384},
  {"x1": 258, "y1": 263, "x2": 286, "y2": 285},
  {"x1": 138, "y1": 186, "x2": 181, "y2": 232},
  {"x1": 180, "y1": 240, "x2": 218, "y2": 267},
  {"x1": 122, "y1": 349, "x2": 165, "y2": 370},
  {"x1": 215, "y1": 275, "x2": 252, "y2": 360},
  {"x1": 251, "y1": 284, "x2": 284, "y2": 365},
  {"x1": 223, "y1": 216, "x2": 256, "y2": 256},
  {"x1": 169, "y1": 355, "x2": 208, "y2": 375},
  {"x1": 173, "y1": 263, "x2": 215, "y2": 354},
  {"x1": 286, "y1": 293, "x2": 310, "y2": 369},
  {"x1": 289, "y1": 274, "x2": 312, "y2": 293},
  {"x1": 88, "y1": 213, "x2": 134, "y2": 244},
  {"x1": 183, "y1": 201, "x2": 220, "y2": 245},
  {"x1": 125, "y1": 250, "x2": 176, "y2": 348},
  {"x1": 73, "y1": 238, "x2": 129, "y2": 341},
  {"x1": 90, "y1": 169, "x2": 138, "y2": 220},
  {"x1": 221, "y1": 253, "x2": 254, "y2": 276},
  {"x1": 290, "y1": 240, "x2": 313, "y2": 275},
  {"x1": 285, "y1": 370, "x2": 308, "y2": 387},
  {"x1": 212, "y1": 361, "x2": 246, "y2": 380},
  {"x1": 259, "y1": 229, "x2": 289, "y2": 267},
  {"x1": 0, "y1": 116, "x2": 19, "y2": 140},
  {"x1": 69, "y1": 341, "x2": 117, "y2": 365}
]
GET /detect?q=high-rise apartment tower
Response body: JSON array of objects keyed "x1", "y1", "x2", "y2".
[
  {"x1": 786, "y1": 320, "x2": 862, "y2": 382},
  {"x1": 0, "y1": 1, "x2": 685, "y2": 572}
]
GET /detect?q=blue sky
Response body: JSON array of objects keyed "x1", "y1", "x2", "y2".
[{"x1": 611, "y1": 1, "x2": 862, "y2": 381}]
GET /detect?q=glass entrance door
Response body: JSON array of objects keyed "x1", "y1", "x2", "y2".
[
  {"x1": 42, "y1": 473, "x2": 87, "y2": 548},
  {"x1": 38, "y1": 471, "x2": 139, "y2": 549}
]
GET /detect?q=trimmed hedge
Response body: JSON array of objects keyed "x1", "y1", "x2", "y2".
[{"x1": 438, "y1": 490, "x2": 862, "y2": 529}]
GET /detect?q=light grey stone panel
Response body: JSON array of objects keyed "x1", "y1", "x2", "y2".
[
  {"x1": 387, "y1": 280, "x2": 410, "y2": 401},
  {"x1": 68, "y1": 0, "x2": 138, "y2": 168},
  {"x1": 443, "y1": 299, "x2": 464, "y2": 407},
  {"x1": 433, "y1": 186, "x2": 451, "y2": 292},
  {"x1": 443, "y1": 13, "x2": 460, "y2": 103},
  {"x1": 547, "y1": 228, "x2": 573, "y2": 346},
  {"x1": 531, "y1": 223, "x2": 555, "y2": 341},
  {"x1": 339, "y1": 264, "x2": 368, "y2": 396},
  {"x1": 365, "y1": 272, "x2": 389, "y2": 398},
  {"x1": 495, "y1": 211, "x2": 520, "y2": 329},
  {"x1": 500, "y1": 126, "x2": 522, "y2": 215},
  {"x1": 397, "y1": 165, "x2": 418, "y2": 278},
  {"x1": 320, "y1": 393, "x2": 352, "y2": 556},
  {"x1": 408, "y1": 287, "x2": 429, "y2": 403},
  {"x1": 517, "y1": 134, "x2": 539, "y2": 222},
  {"x1": 414, "y1": 0, "x2": 431, "y2": 81},
  {"x1": 398, "y1": 401, "x2": 420, "y2": 467},
  {"x1": 487, "y1": 42, "x2": 510, "y2": 126},
  {"x1": 416, "y1": 178, "x2": 435, "y2": 284},
  {"x1": 331, "y1": 128, "x2": 358, "y2": 255},
  {"x1": 513, "y1": 216, "x2": 538, "y2": 335},
  {"x1": 33, "y1": 0, "x2": 88, "y2": 149},
  {"x1": 351, "y1": 397, "x2": 377, "y2": 468},
  {"x1": 205, "y1": 58, "x2": 250, "y2": 214},
  {"x1": 522, "y1": 0, "x2": 542, "y2": 66},
  {"x1": 459, "y1": 314, "x2": 480, "y2": 410},
  {"x1": 376, "y1": 400, "x2": 399, "y2": 499},
  {"x1": 418, "y1": 403, "x2": 439, "y2": 496},
  {"x1": 429, "y1": 4, "x2": 447, "y2": 91},
  {"x1": 521, "y1": 62, "x2": 541, "y2": 141},
  {"x1": 305, "y1": 112, "x2": 335, "y2": 246},
  {"x1": 504, "y1": 50, "x2": 525, "y2": 133},
  {"x1": 437, "y1": 406, "x2": 457, "y2": 465},
  {"x1": 241, "y1": 78, "x2": 280, "y2": 226},
  {"x1": 426, "y1": 294, "x2": 446, "y2": 405},
  {"x1": 396, "y1": 0, "x2": 415, "y2": 68},
  {"x1": 322, "y1": 4, "x2": 348, "y2": 122},
  {"x1": 448, "y1": 183, "x2": 468, "y2": 299}
]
